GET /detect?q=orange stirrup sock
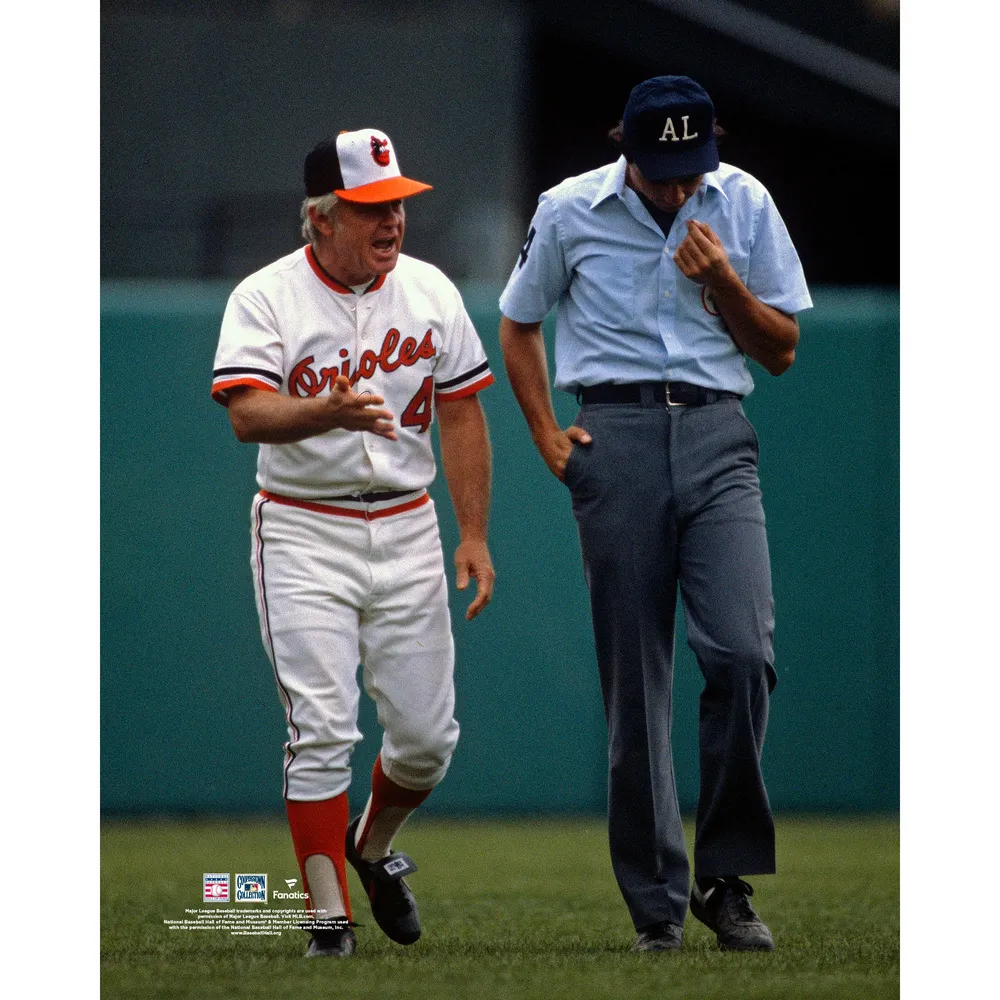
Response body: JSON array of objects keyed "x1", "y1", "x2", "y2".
[
  {"x1": 285, "y1": 793, "x2": 352, "y2": 922},
  {"x1": 354, "y1": 754, "x2": 432, "y2": 861}
]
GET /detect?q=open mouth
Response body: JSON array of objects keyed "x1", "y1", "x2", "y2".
[{"x1": 372, "y1": 238, "x2": 396, "y2": 253}]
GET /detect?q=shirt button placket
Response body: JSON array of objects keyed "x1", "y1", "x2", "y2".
[
  {"x1": 356, "y1": 294, "x2": 378, "y2": 475},
  {"x1": 660, "y1": 251, "x2": 677, "y2": 349}
]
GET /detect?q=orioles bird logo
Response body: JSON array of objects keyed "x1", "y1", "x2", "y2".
[{"x1": 370, "y1": 136, "x2": 391, "y2": 166}]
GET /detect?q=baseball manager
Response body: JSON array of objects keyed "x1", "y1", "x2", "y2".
[
  {"x1": 498, "y1": 75, "x2": 811, "y2": 952},
  {"x1": 212, "y1": 127, "x2": 495, "y2": 957}
]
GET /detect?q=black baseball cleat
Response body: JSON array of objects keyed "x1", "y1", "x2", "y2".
[
  {"x1": 689, "y1": 877, "x2": 774, "y2": 951},
  {"x1": 633, "y1": 920, "x2": 684, "y2": 952},
  {"x1": 302, "y1": 917, "x2": 357, "y2": 958},
  {"x1": 345, "y1": 816, "x2": 421, "y2": 945}
]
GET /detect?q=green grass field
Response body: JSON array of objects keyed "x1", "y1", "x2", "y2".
[{"x1": 101, "y1": 815, "x2": 898, "y2": 999}]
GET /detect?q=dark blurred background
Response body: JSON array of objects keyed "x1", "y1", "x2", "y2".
[{"x1": 101, "y1": 0, "x2": 898, "y2": 286}]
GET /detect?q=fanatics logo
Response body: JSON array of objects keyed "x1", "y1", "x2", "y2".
[
  {"x1": 203, "y1": 873, "x2": 230, "y2": 903},
  {"x1": 272, "y1": 889, "x2": 310, "y2": 899},
  {"x1": 235, "y1": 873, "x2": 268, "y2": 903},
  {"x1": 272, "y1": 876, "x2": 310, "y2": 900}
]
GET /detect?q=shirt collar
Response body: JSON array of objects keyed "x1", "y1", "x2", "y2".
[
  {"x1": 590, "y1": 157, "x2": 628, "y2": 209},
  {"x1": 305, "y1": 244, "x2": 387, "y2": 294},
  {"x1": 701, "y1": 170, "x2": 728, "y2": 203},
  {"x1": 590, "y1": 157, "x2": 729, "y2": 209}
]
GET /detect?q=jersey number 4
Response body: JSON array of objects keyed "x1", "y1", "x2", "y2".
[
  {"x1": 518, "y1": 226, "x2": 536, "y2": 268},
  {"x1": 401, "y1": 376, "x2": 434, "y2": 433}
]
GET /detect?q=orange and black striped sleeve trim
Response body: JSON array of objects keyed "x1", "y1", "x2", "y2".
[
  {"x1": 211, "y1": 366, "x2": 282, "y2": 405},
  {"x1": 434, "y1": 361, "x2": 495, "y2": 401}
]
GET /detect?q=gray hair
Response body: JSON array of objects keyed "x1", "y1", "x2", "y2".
[{"x1": 300, "y1": 192, "x2": 340, "y2": 242}]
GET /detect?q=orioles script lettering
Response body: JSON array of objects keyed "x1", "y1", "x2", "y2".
[{"x1": 289, "y1": 328, "x2": 436, "y2": 397}]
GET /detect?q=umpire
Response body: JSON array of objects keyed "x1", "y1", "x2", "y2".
[{"x1": 498, "y1": 75, "x2": 812, "y2": 952}]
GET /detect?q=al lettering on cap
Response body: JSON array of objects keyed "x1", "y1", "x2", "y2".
[
  {"x1": 303, "y1": 128, "x2": 433, "y2": 203},
  {"x1": 621, "y1": 75, "x2": 720, "y2": 181}
]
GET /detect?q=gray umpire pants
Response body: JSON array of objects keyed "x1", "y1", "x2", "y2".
[{"x1": 563, "y1": 396, "x2": 778, "y2": 931}]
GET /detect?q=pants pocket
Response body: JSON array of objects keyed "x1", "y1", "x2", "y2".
[{"x1": 735, "y1": 405, "x2": 760, "y2": 462}]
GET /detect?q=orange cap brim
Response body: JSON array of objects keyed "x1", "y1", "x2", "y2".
[{"x1": 335, "y1": 176, "x2": 433, "y2": 203}]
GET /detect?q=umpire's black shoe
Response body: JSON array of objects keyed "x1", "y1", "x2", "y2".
[
  {"x1": 303, "y1": 918, "x2": 357, "y2": 958},
  {"x1": 633, "y1": 920, "x2": 684, "y2": 952},
  {"x1": 690, "y1": 877, "x2": 774, "y2": 952},
  {"x1": 345, "y1": 816, "x2": 421, "y2": 945}
]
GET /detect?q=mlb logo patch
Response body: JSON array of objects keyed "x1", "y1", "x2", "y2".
[
  {"x1": 236, "y1": 873, "x2": 268, "y2": 903},
  {"x1": 203, "y1": 873, "x2": 230, "y2": 903}
]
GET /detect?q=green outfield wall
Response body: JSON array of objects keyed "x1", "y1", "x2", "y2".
[{"x1": 101, "y1": 282, "x2": 898, "y2": 816}]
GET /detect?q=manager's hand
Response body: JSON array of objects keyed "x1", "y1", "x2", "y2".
[
  {"x1": 323, "y1": 375, "x2": 397, "y2": 440},
  {"x1": 454, "y1": 538, "x2": 495, "y2": 620}
]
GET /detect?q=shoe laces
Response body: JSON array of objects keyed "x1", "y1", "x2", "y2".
[{"x1": 720, "y1": 877, "x2": 758, "y2": 920}]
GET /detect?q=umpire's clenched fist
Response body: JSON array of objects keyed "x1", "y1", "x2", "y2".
[{"x1": 673, "y1": 220, "x2": 736, "y2": 288}]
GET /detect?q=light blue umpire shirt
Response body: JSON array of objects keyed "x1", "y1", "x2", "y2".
[{"x1": 498, "y1": 156, "x2": 813, "y2": 397}]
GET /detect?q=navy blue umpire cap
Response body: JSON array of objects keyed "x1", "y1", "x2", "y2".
[{"x1": 621, "y1": 76, "x2": 720, "y2": 181}]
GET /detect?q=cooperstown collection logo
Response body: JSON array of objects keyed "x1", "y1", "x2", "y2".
[
  {"x1": 235, "y1": 874, "x2": 267, "y2": 903},
  {"x1": 290, "y1": 328, "x2": 436, "y2": 397}
]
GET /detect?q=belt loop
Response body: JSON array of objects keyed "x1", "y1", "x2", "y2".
[{"x1": 639, "y1": 384, "x2": 656, "y2": 408}]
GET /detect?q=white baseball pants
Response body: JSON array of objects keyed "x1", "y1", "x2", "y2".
[{"x1": 250, "y1": 491, "x2": 459, "y2": 801}]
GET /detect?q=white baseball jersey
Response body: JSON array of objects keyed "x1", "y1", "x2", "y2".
[{"x1": 212, "y1": 244, "x2": 494, "y2": 499}]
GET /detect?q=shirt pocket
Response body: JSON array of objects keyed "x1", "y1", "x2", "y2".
[
  {"x1": 713, "y1": 220, "x2": 751, "y2": 285},
  {"x1": 575, "y1": 251, "x2": 636, "y2": 326}
]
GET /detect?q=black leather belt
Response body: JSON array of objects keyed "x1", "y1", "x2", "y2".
[
  {"x1": 578, "y1": 381, "x2": 742, "y2": 406},
  {"x1": 323, "y1": 489, "x2": 418, "y2": 503}
]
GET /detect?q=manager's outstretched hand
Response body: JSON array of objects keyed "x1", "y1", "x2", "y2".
[
  {"x1": 324, "y1": 374, "x2": 397, "y2": 439},
  {"x1": 224, "y1": 378, "x2": 397, "y2": 444}
]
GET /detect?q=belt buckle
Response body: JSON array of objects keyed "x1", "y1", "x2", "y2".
[{"x1": 664, "y1": 383, "x2": 687, "y2": 407}]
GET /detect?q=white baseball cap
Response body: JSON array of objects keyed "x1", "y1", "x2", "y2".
[{"x1": 303, "y1": 128, "x2": 432, "y2": 203}]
